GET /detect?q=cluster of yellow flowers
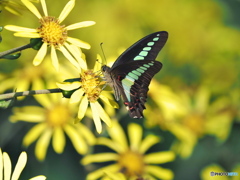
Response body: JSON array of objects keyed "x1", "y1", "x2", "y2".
[
  {"x1": 1, "y1": 0, "x2": 239, "y2": 179},
  {"x1": 4, "y1": 0, "x2": 117, "y2": 134},
  {"x1": 0, "y1": 0, "x2": 178, "y2": 179}
]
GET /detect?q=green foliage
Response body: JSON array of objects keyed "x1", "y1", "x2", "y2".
[
  {"x1": 0, "y1": 95, "x2": 16, "y2": 108},
  {"x1": 0, "y1": 52, "x2": 21, "y2": 60},
  {"x1": 30, "y1": 38, "x2": 44, "y2": 50}
]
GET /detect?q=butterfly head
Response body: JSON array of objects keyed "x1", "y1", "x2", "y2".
[
  {"x1": 101, "y1": 65, "x2": 112, "y2": 81},
  {"x1": 101, "y1": 65, "x2": 109, "y2": 72}
]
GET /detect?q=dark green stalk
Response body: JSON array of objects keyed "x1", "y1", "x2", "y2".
[{"x1": 0, "y1": 43, "x2": 32, "y2": 59}]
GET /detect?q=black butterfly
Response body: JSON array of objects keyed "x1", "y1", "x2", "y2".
[{"x1": 102, "y1": 31, "x2": 168, "y2": 118}]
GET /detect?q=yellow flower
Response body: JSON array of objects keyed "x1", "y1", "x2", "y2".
[
  {"x1": 81, "y1": 121, "x2": 175, "y2": 180},
  {"x1": 0, "y1": 58, "x2": 57, "y2": 98},
  {"x1": 4, "y1": 0, "x2": 95, "y2": 70},
  {"x1": 57, "y1": 53, "x2": 119, "y2": 134},
  {"x1": 147, "y1": 80, "x2": 234, "y2": 158},
  {"x1": 10, "y1": 93, "x2": 96, "y2": 161},
  {"x1": 0, "y1": 148, "x2": 46, "y2": 180}
]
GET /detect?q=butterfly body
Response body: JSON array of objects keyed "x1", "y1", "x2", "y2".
[{"x1": 102, "y1": 31, "x2": 168, "y2": 118}]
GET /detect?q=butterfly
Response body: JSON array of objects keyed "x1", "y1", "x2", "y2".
[{"x1": 102, "y1": 31, "x2": 168, "y2": 118}]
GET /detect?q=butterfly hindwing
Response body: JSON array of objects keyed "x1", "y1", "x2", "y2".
[
  {"x1": 112, "y1": 31, "x2": 168, "y2": 68},
  {"x1": 110, "y1": 60, "x2": 162, "y2": 118}
]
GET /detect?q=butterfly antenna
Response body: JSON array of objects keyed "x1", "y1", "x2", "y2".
[{"x1": 100, "y1": 42, "x2": 107, "y2": 64}]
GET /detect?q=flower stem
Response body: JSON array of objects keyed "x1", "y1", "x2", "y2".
[
  {"x1": 0, "y1": 43, "x2": 32, "y2": 59},
  {"x1": 0, "y1": 88, "x2": 62, "y2": 100}
]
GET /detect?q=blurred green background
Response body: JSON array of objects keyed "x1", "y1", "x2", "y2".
[{"x1": 0, "y1": 0, "x2": 239, "y2": 179}]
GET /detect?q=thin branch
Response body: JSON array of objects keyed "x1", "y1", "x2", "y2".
[
  {"x1": 0, "y1": 88, "x2": 62, "y2": 100},
  {"x1": 0, "y1": 43, "x2": 32, "y2": 58}
]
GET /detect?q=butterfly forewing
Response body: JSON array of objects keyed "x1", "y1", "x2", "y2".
[{"x1": 112, "y1": 31, "x2": 168, "y2": 68}]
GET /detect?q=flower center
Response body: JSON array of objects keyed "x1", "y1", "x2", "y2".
[
  {"x1": 46, "y1": 104, "x2": 71, "y2": 127},
  {"x1": 37, "y1": 16, "x2": 67, "y2": 48},
  {"x1": 183, "y1": 113, "x2": 204, "y2": 137},
  {"x1": 118, "y1": 150, "x2": 145, "y2": 177},
  {"x1": 81, "y1": 70, "x2": 105, "y2": 102}
]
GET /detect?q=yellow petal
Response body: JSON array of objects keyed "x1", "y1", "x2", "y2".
[
  {"x1": 99, "y1": 94, "x2": 119, "y2": 109},
  {"x1": 145, "y1": 165, "x2": 174, "y2": 180},
  {"x1": 0, "y1": 77, "x2": 15, "y2": 93},
  {"x1": 128, "y1": 123, "x2": 142, "y2": 151},
  {"x1": 68, "y1": 43, "x2": 82, "y2": 57},
  {"x1": 33, "y1": 43, "x2": 48, "y2": 66},
  {"x1": 35, "y1": 128, "x2": 52, "y2": 161},
  {"x1": 11, "y1": 152, "x2": 27, "y2": 180},
  {"x1": 14, "y1": 78, "x2": 29, "y2": 95},
  {"x1": 144, "y1": 151, "x2": 175, "y2": 164},
  {"x1": 34, "y1": 93, "x2": 52, "y2": 110},
  {"x1": 77, "y1": 96, "x2": 88, "y2": 120},
  {"x1": 107, "y1": 121, "x2": 128, "y2": 151},
  {"x1": 86, "y1": 164, "x2": 119, "y2": 180},
  {"x1": 67, "y1": 37, "x2": 91, "y2": 49},
  {"x1": 103, "y1": 171, "x2": 126, "y2": 180},
  {"x1": 14, "y1": 32, "x2": 40, "y2": 38},
  {"x1": 77, "y1": 124, "x2": 96, "y2": 145},
  {"x1": 66, "y1": 21, "x2": 96, "y2": 30},
  {"x1": 4, "y1": 25, "x2": 37, "y2": 32},
  {"x1": 32, "y1": 76, "x2": 45, "y2": 90},
  {"x1": 81, "y1": 153, "x2": 118, "y2": 165},
  {"x1": 195, "y1": 86, "x2": 210, "y2": 114},
  {"x1": 4, "y1": 6, "x2": 21, "y2": 16},
  {"x1": 52, "y1": 127, "x2": 65, "y2": 154},
  {"x1": 29, "y1": 175, "x2": 47, "y2": 180},
  {"x1": 15, "y1": 76, "x2": 28, "y2": 91},
  {"x1": 94, "y1": 54, "x2": 102, "y2": 72},
  {"x1": 64, "y1": 124, "x2": 88, "y2": 154},
  {"x1": 139, "y1": 135, "x2": 160, "y2": 154},
  {"x1": 23, "y1": 123, "x2": 46, "y2": 146},
  {"x1": 51, "y1": 46, "x2": 59, "y2": 71},
  {"x1": 64, "y1": 43, "x2": 87, "y2": 70},
  {"x1": 21, "y1": 0, "x2": 42, "y2": 19},
  {"x1": 59, "y1": 46, "x2": 80, "y2": 70},
  {"x1": 3, "y1": 152, "x2": 11, "y2": 180},
  {"x1": 56, "y1": 81, "x2": 81, "y2": 91},
  {"x1": 70, "y1": 89, "x2": 84, "y2": 104},
  {"x1": 94, "y1": 101, "x2": 112, "y2": 127},
  {"x1": 58, "y1": 0, "x2": 75, "y2": 23},
  {"x1": 90, "y1": 102, "x2": 102, "y2": 134},
  {"x1": 97, "y1": 137, "x2": 124, "y2": 153},
  {"x1": 169, "y1": 124, "x2": 196, "y2": 158},
  {"x1": 40, "y1": 0, "x2": 48, "y2": 16},
  {"x1": 10, "y1": 106, "x2": 45, "y2": 123}
]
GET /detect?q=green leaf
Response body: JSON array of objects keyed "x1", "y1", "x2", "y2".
[
  {"x1": 0, "y1": 97, "x2": 17, "y2": 109},
  {"x1": 61, "y1": 89, "x2": 77, "y2": 98},
  {"x1": 1, "y1": 52, "x2": 21, "y2": 60},
  {"x1": 64, "y1": 78, "x2": 81, "y2": 83},
  {"x1": 30, "y1": 38, "x2": 43, "y2": 50},
  {"x1": 60, "y1": 78, "x2": 82, "y2": 98}
]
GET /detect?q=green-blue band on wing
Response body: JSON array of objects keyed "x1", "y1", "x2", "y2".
[{"x1": 133, "y1": 33, "x2": 161, "y2": 61}]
